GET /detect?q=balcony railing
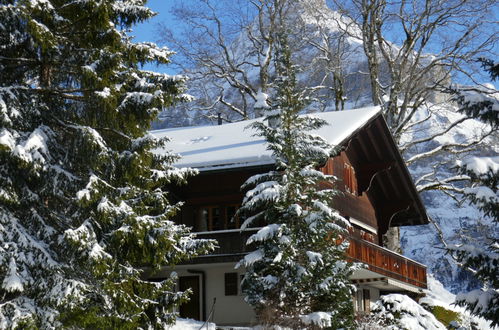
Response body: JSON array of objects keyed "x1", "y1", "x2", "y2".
[
  {"x1": 195, "y1": 230, "x2": 427, "y2": 289},
  {"x1": 347, "y1": 236, "x2": 427, "y2": 289},
  {"x1": 196, "y1": 229, "x2": 255, "y2": 255}
]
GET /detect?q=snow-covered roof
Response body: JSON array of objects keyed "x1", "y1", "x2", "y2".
[{"x1": 152, "y1": 106, "x2": 381, "y2": 171}]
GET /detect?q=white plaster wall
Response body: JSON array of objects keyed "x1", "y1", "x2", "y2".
[
  {"x1": 369, "y1": 287, "x2": 380, "y2": 307},
  {"x1": 159, "y1": 262, "x2": 256, "y2": 326},
  {"x1": 203, "y1": 263, "x2": 256, "y2": 326},
  {"x1": 156, "y1": 264, "x2": 384, "y2": 324}
]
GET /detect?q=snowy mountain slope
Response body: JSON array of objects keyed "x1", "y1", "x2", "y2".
[{"x1": 400, "y1": 103, "x2": 498, "y2": 294}]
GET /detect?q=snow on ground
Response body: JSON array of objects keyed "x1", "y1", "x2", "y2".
[
  {"x1": 361, "y1": 276, "x2": 495, "y2": 330},
  {"x1": 423, "y1": 274, "x2": 457, "y2": 307},
  {"x1": 169, "y1": 277, "x2": 495, "y2": 330},
  {"x1": 166, "y1": 318, "x2": 216, "y2": 330}
]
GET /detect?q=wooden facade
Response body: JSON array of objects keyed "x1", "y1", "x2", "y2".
[{"x1": 168, "y1": 112, "x2": 428, "y2": 292}]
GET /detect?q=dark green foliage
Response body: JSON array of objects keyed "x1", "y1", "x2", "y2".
[
  {"x1": 449, "y1": 59, "x2": 499, "y2": 326},
  {"x1": 451, "y1": 59, "x2": 499, "y2": 127},
  {"x1": 0, "y1": 1, "x2": 213, "y2": 328}
]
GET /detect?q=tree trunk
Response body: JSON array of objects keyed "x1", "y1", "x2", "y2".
[{"x1": 383, "y1": 227, "x2": 402, "y2": 254}]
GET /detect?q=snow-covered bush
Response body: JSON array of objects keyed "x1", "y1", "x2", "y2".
[{"x1": 367, "y1": 294, "x2": 447, "y2": 330}]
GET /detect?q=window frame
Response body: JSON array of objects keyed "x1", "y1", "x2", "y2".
[{"x1": 196, "y1": 204, "x2": 241, "y2": 232}]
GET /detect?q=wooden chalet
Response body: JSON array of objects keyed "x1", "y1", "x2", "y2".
[{"x1": 151, "y1": 107, "x2": 429, "y2": 326}]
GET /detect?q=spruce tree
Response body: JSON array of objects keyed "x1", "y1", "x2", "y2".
[
  {"x1": 0, "y1": 1, "x2": 213, "y2": 328},
  {"x1": 237, "y1": 32, "x2": 356, "y2": 329},
  {"x1": 449, "y1": 60, "x2": 499, "y2": 326}
]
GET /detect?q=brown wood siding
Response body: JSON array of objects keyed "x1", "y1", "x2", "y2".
[
  {"x1": 193, "y1": 230, "x2": 256, "y2": 256},
  {"x1": 321, "y1": 152, "x2": 378, "y2": 230},
  {"x1": 173, "y1": 169, "x2": 261, "y2": 227},
  {"x1": 177, "y1": 154, "x2": 380, "y2": 234},
  {"x1": 174, "y1": 169, "x2": 255, "y2": 206},
  {"x1": 178, "y1": 207, "x2": 195, "y2": 228}
]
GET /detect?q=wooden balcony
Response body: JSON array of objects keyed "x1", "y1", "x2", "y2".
[
  {"x1": 347, "y1": 236, "x2": 427, "y2": 289},
  {"x1": 192, "y1": 230, "x2": 427, "y2": 289}
]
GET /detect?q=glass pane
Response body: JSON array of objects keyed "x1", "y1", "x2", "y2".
[
  {"x1": 224, "y1": 272, "x2": 238, "y2": 296},
  {"x1": 195, "y1": 208, "x2": 208, "y2": 232},
  {"x1": 211, "y1": 207, "x2": 223, "y2": 230}
]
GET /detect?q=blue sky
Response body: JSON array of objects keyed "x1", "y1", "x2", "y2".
[
  {"x1": 133, "y1": 0, "x2": 177, "y2": 74},
  {"x1": 134, "y1": 1, "x2": 498, "y2": 86}
]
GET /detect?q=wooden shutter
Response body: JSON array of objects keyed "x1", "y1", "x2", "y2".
[{"x1": 343, "y1": 163, "x2": 357, "y2": 194}]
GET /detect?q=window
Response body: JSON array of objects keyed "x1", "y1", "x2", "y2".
[
  {"x1": 343, "y1": 163, "x2": 357, "y2": 194},
  {"x1": 195, "y1": 207, "x2": 220, "y2": 231},
  {"x1": 195, "y1": 204, "x2": 240, "y2": 232},
  {"x1": 195, "y1": 209, "x2": 208, "y2": 232},
  {"x1": 208, "y1": 206, "x2": 223, "y2": 231},
  {"x1": 224, "y1": 272, "x2": 238, "y2": 296}
]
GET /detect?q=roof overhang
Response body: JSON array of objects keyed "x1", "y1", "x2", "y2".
[{"x1": 341, "y1": 113, "x2": 429, "y2": 227}]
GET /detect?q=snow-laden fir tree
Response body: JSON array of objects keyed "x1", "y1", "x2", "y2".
[
  {"x1": 448, "y1": 59, "x2": 499, "y2": 326},
  {"x1": 0, "y1": 1, "x2": 214, "y2": 328},
  {"x1": 236, "y1": 31, "x2": 356, "y2": 329}
]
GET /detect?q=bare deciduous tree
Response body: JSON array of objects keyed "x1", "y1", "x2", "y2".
[
  {"x1": 158, "y1": 0, "x2": 286, "y2": 123},
  {"x1": 330, "y1": 0, "x2": 498, "y2": 138},
  {"x1": 158, "y1": 0, "x2": 365, "y2": 124}
]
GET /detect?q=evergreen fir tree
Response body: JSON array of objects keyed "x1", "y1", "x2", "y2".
[
  {"x1": 452, "y1": 59, "x2": 499, "y2": 126},
  {"x1": 0, "y1": 1, "x2": 213, "y2": 328},
  {"x1": 237, "y1": 31, "x2": 356, "y2": 329},
  {"x1": 449, "y1": 59, "x2": 499, "y2": 326}
]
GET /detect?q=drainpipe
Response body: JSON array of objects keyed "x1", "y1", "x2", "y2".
[{"x1": 188, "y1": 269, "x2": 206, "y2": 321}]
